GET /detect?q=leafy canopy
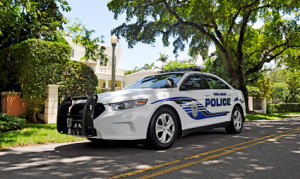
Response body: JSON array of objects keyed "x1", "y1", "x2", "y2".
[
  {"x1": 0, "y1": 0, "x2": 70, "y2": 50},
  {"x1": 108, "y1": 0, "x2": 299, "y2": 84}
]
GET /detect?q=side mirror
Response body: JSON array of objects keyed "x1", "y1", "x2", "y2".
[{"x1": 166, "y1": 78, "x2": 176, "y2": 88}]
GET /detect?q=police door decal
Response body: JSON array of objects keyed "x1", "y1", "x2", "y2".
[{"x1": 152, "y1": 97, "x2": 230, "y2": 120}]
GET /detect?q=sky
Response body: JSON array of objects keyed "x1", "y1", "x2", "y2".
[{"x1": 63, "y1": 0, "x2": 195, "y2": 70}]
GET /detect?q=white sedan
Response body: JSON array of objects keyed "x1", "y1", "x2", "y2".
[{"x1": 57, "y1": 67, "x2": 246, "y2": 149}]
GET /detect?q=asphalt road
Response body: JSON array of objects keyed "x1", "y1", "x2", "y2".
[{"x1": 0, "y1": 117, "x2": 300, "y2": 179}]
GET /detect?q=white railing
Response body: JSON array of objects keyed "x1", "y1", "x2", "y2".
[{"x1": 96, "y1": 66, "x2": 124, "y2": 75}]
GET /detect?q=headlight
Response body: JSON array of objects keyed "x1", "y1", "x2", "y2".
[{"x1": 109, "y1": 99, "x2": 148, "y2": 111}]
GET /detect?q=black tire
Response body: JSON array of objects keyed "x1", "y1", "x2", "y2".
[
  {"x1": 226, "y1": 106, "x2": 244, "y2": 134},
  {"x1": 147, "y1": 107, "x2": 178, "y2": 150}
]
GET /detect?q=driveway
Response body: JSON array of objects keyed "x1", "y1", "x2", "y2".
[{"x1": 0, "y1": 117, "x2": 299, "y2": 179}]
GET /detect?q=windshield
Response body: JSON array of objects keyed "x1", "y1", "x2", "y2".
[{"x1": 125, "y1": 73, "x2": 184, "y2": 89}]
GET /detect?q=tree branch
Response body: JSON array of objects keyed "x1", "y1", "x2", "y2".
[
  {"x1": 162, "y1": 0, "x2": 237, "y2": 76},
  {"x1": 227, "y1": 8, "x2": 241, "y2": 35},
  {"x1": 246, "y1": 44, "x2": 298, "y2": 75}
]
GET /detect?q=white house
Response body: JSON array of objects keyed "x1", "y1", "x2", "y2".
[{"x1": 66, "y1": 38, "x2": 159, "y2": 90}]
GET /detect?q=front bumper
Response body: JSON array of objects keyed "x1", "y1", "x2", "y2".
[
  {"x1": 92, "y1": 105, "x2": 152, "y2": 140},
  {"x1": 58, "y1": 94, "x2": 153, "y2": 140}
]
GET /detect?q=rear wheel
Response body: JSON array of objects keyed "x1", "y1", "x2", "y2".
[
  {"x1": 147, "y1": 107, "x2": 178, "y2": 150},
  {"x1": 226, "y1": 107, "x2": 244, "y2": 134}
]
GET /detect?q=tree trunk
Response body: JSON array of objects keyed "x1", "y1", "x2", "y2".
[
  {"x1": 32, "y1": 110, "x2": 38, "y2": 123},
  {"x1": 235, "y1": 73, "x2": 249, "y2": 113}
]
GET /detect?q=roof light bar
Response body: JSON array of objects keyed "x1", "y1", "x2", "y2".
[{"x1": 159, "y1": 66, "x2": 202, "y2": 73}]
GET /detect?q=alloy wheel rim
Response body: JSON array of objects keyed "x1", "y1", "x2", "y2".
[
  {"x1": 155, "y1": 113, "x2": 175, "y2": 144},
  {"x1": 233, "y1": 110, "x2": 242, "y2": 130}
]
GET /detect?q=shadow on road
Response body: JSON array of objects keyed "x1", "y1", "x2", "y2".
[{"x1": 0, "y1": 119, "x2": 299, "y2": 178}]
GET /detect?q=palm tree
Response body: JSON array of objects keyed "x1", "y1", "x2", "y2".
[
  {"x1": 141, "y1": 62, "x2": 157, "y2": 70},
  {"x1": 157, "y1": 53, "x2": 168, "y2": 69}
]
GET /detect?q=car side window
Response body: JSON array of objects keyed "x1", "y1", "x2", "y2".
[
  {"x1": 205, "y1": 76, "x2": 230, "y2": 89},
  {"x1": 180, "y1": 74, "x2": 209, "y2": 90}
]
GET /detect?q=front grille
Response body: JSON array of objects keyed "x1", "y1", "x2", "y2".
[
  {"x1": 67, "y1": 118, "x2": 84, "y2": 136},
  {"x1": 67, "y1": 102, "x2": 105, "y2": 136},
  {"x1": 94, "y1": 103, "x2": 105, "y2": 118}
]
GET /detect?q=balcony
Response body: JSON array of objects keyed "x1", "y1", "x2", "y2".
[{"x1": 96, "y1": 66, "x2": 124, "y2": 75}]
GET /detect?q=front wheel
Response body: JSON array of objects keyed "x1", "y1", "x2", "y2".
[
  {"x1": 226, "y1": 107, "x2": 244, "y2": 134},
  {"x1": 147, "y1": 107, "x2": 178, "y2": 150}
]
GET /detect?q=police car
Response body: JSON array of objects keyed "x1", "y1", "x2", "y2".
[{"x1": 57, "y1": 67, "x2": 246, "y2": 149}]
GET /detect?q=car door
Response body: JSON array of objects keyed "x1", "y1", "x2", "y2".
[
  {"x1": 178, "y1": 73, "x2": 216, "y2": 129},
  {"x1": 203, "y1": 74, "x2": 233, "y2": 123}
]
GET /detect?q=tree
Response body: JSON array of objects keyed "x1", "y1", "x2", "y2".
[
  {"x1": 157, "y1": 53, "x2": 169, "y2": 69},
  {"x1": 285, "y1": 70, "x2": 300, "y2": 103},
  {"x1": 107, "y1": 0, "x2": 300, "y2": 111},
  {"x1": 163, "y1": 60, "x2": 195, "y2": 70},
  {"x1": 0, "y1": 0, "x2": 70, "y2": 50},
  {"x1": 270, "y1": 83, "x2": 289, "y2": 103},
  {"x1": 15, "y1": 39, "x2": 71, "y2": 122},
  {"x1": 141, "y1": 62, "x2": 157, "y2": 70},
  {"x1": 1, "y1": 1, "x2": 107, "y2": 93},
  {"x1": 60, "y1": 19, "x2": 109, "y2": 62}
]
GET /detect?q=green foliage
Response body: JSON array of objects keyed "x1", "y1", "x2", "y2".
[
  {"x1": 247, "y1": 75, "x2": 273, "y2": 100},
  {"x1": 62, "y1": 19, "x2": 109, "y2": 62},
  {"x1": 59, "y1": 61, "x2": 98, "y2": 97},
  {"x1": 268, "y1": 69, "x2": 300, "y2": 103},
  {"x1": 285, "y1": 71, "x2": 300, "y2": 103},
  {"x1": 0, "y1": 123, "x2": 85, "y2": 149},
  {"x1": 125, "y1": 69, "x2": 140, "y2": 75},
  {"x1": 203, "y1": 50, "x2": 233, "y2": 85},
  {"x1": 141, "y1": 62, "x2": 158, "y2": 70},
  {"x1": 268, "y1": 69, "x2": 288, "y2": 83},
  {"x1": 267, "y1": 103, "x2": 300, "y2": 113},
  {"x1": 247, "y1": 86, "x2": 261, "y2": 97},
  {"x1": 246, "y1": 113, "x2": 289, "y2": 121},
  {"x1": 107, "y1": 0, "x2": 300, "y2": 111},
  {"x1": 270, "y1": 83, "x2": 289, "y2": 103},
  {"x1": 157, "y1": 53, "x2": 169, "y2": 69},
  {"x1": 125, "y1": 63, "x2": 158, "y2": 75},
  {"x1": 95, "y1": 86, "x2": 103, "y2": 94},
  {"x1": 163, "y1": 61, "x2": 195, "y2": 70},
  {"x1": 0, "y1": 113, "x2": 26, "y2": 132},
  {"x1": 0, "y1": 39, "x2": 98, "y2": 122},
  {"x1": 0, "y1": 0, "x2": 70, "y2": 50},
  {"x1": 278, "y1": 50, "x2": 300, "y2": 71},
  {"x1": 267, "y1": 103, "x2": 278, "y2": 114},
  {"x1": 13, "y1": 39, "x2": 71, "y2": 122}
]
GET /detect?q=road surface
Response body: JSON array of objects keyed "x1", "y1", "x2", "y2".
[{"x1": 0, "y1": 117, "x2": 299, "y2": 179}]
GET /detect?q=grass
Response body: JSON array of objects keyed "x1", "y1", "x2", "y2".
[
  {"x1": 0, "y1": 124, "x2": 86, "y2": 149},
  {"x1": 1, "y1": 112, "x2": 299, "y2": 149},
  {"x1": 246, "y1": 112, "x2": 300, "y2": 121}
]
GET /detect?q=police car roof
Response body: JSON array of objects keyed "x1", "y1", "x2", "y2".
[{"x1": 158, "y1": 66, "x2": 202, "y2": 74}]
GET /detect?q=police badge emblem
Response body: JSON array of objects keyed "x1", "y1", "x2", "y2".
[{"x1": 191, "y1": 102, "x2": 198, "y2": 118}]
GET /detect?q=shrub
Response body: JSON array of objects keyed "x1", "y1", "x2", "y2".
[
  {"x1": 267, "y1": 103, "x2": 300, "y2": 114},
  {"x1": 0, "y1": 113, "x2": 26, "y2": 132},
  {"x1": 58, "y1": 61, "x2": 98, "y2": 98},
  {"x1": 1, "y1": 39, "x2": 98, "y2": 122},
  {"x1": 267, "y1": 104, "x2": 278, "y2": 114}
]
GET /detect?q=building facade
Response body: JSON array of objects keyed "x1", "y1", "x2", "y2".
[{"x1": 66, "y1": 38, "x2": 158, "y2": 90}]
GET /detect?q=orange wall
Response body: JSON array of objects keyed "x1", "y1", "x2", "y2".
[{"x1": 1, "y1": 94, "x2": 27, "y2": 117}]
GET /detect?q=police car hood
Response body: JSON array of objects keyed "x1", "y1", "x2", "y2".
[{"x1": 97, "y1": 89, "x2": 167, "y2": 104}]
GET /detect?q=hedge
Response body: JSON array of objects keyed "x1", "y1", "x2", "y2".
[
  {"x1": 267, "y1": 103, "x2": 300, "y2": 114},
  {"x1": 0, "y1": 39, "x2": 98, "y2": 122},
  {"x1": 0, "y1": 113, "x2": 26, "y2": 133}
]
